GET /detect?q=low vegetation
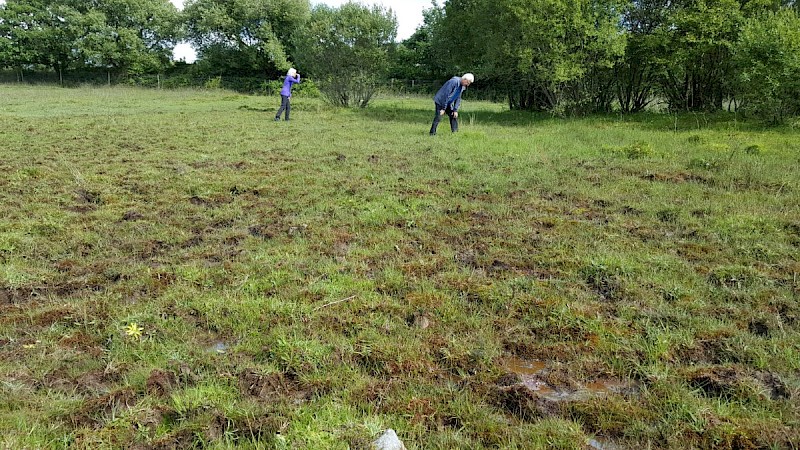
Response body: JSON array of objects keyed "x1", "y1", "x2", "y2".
[{"x1": 1, "y1": 85, "x2": 798, "y2": 449}]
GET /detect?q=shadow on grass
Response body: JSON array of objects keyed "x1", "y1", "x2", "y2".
[
  {"x1": 239, "y1": 105, "x2": 274, "y2": 113},
  {"x1": 357, "y1": 102, "x2": 554, "y2": 129},
  {"x1": 357, "y1": 102, "x2": 786, "y2": 133}
]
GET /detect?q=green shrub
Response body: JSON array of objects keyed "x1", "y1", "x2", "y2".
[
  {"x1": 744, "y1": 143, "x2": 764, "y2": 155},
  {"x1": 602, "y1": 141, "x2": 654, "y2": 159},
  {"x1": 204, "y1": 76, "x2": 223, "y2": 90},
  {"x1": 688, "y1": 157, "x2": 723, "y2": 171},
  {"x1": 734, "y1": 10, "x2": 800, "y2": 124}
]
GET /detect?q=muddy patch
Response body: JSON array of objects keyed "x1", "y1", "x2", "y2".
[
  {"x1": 188, "y1": 195, "x2": 215, "y2": 208},
  {"x1": 1, "y1": 282, "x2": 93, "y2": 304},
  {"x1": 494, "y1": 357, "x2": 636, "y2": 421},
  {"x1": 640, "y1": 172, "x2": 712, "y2": 185},
  {"x1": 0, "y1": 287, "x2": 12, "y2": 304},
  {"x1": 687, "y1": 366, "x2": 744, "y2": 398},
  {"x1": 238, "y1": 368, "x2": 308, "y2": 403},
  {"x1": 75, "y1": 188, "x2": 103, "y2": 205},
  {"x1": 121, "y1": 210, "x2": 144, "y2": 221},
  {"x1": 756, "y1": 371, "x2": 791, "y2": 400},
  {"x1": 248, "y1": 224, "x2": 276, "y2": 240},
  {"x1": 58, "y1": 331, "x2": 103, "y2": 356},
  {"x1": 146, "y1": 369, "x2": 179, "y2": 397},
  {"x1": 70, "y1": 387, "x2": 137, "y2": 427},
  {"x1": 494, "y1": 383, "x2": 564, "y2": 421},
  {"x1": 748, "y1": 319, "x2": 770, "y2": 337},
  {"x1": 147, "y1": 428, "x2": 197, "y2": 450}
]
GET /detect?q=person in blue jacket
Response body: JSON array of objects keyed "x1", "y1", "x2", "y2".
[
  {"x1": 275, "y1": 68, "x2": 300, "y2": 121},
  {"x1": 430, "y1": 73, "x2": 474, "y2": 135}
]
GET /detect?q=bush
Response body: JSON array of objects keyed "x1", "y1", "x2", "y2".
[
  {"x1": 688, "y1": 157, "x2": 723, "y2": 171},
  {"x1": 264, "y1": 78, "x2": 321, "y2": 98},
  {"x1": 317, "y1": 72, "x2": 382, "y2": 108},
  {"x1": 294, "y1": 3, "x2": 396, "y2": 108},
  {"x1": 602, "y1": 141, "x2": 654, "y2": 159},
  {"x1": 734, "y1": 10, "x2": 800, "y2": 124},
  {"x1": 204, "y1": 76, "x2": 223, "y2": 90}
]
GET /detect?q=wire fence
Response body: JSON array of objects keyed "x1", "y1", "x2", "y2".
[{"x1": 0, "y1": 70, "x2": 505, "y2": 101}]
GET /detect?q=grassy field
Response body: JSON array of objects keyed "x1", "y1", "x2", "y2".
[{"x1": 0, "y1": 84, "x2": 798, "y2": 449}]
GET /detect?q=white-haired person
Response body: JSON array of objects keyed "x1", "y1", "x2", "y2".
[
  {"x1": 275, "y1": 68, "x2": 300, "y2": 121},
  {"x1": 430, "y1": 73, "x2": 474, "y2": 135}
]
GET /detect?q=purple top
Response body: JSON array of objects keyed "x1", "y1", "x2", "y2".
[{"x1": 280, "y1": 74, "x2": 300, "y2": 97}]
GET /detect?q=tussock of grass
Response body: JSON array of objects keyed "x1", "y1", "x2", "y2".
[{"x1": 1, "y1": 85, "x2": 799, "y2": 449}]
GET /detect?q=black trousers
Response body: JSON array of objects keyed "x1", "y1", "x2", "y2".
[
  {"x1": 275, "y1": 95, "x2": 291, "y2": 120},
  {"x1": 430, "y1": 103, "x2": 458, "y2": 134}
]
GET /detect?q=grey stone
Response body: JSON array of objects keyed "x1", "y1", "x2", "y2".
[{"x1": 372, "y1": 429, "x2": 407, "y2": 450}]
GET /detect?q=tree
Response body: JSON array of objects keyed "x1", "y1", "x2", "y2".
[
  {"x1": 183, "y1": 0, "x2": 309, "y2": 77},
  {"x1": 88, "y1": 0, "x2": 182, "y2": 75},
  {"x1": 389, "y1": 1, "x2": 445, "y2": 81},
  {"x1": 0, "y1": 1, "x2": 83, "y2": 81},
  {"x1": 439, "y1": 0, "x2": 626, "y2": 113},
  {"x1": 734, "y1": 8, "x2": 800, "y2": 122},
  {"x1": 0, "y1": 1, "x2": 41, "y2": 78},
  {"x1": 0, "y1": 0, "x2": 180, "y2": 81},
  {"x1": 295, "y1": 2, "x2": 396, "y2": 107},
  {"x1": 656, "y1": 0, "x2": 743, "y2": 111},
  {"x1": 614, "y1": 0, "x2": 671, "y2": 113}
]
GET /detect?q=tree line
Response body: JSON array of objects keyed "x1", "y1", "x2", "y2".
[{"x1": 2, "y1": 0, "x2": 799, "y2": 121}]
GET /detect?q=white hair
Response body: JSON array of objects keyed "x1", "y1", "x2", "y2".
[
  {"x1": 287, "y1": 68, "x2": 297, "y2": 77},
  {"x1": 462, "y1": 73, "x2": 474, "y2": 83}
]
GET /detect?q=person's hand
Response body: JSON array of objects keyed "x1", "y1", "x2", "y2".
[
  {"x1": 453, "y1": 111, "x2": 458, "y2": 119},
  {"x1": 439, "y1": 109, "x2": 445, "y2": 116}
]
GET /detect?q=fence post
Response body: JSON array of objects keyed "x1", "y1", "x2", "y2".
[{"x1": 157, "y1": 73, "x2": 161, "y2": 90}]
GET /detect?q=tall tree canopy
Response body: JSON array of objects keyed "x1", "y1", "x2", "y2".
[
  {"x1": 734, "y1": 8, "x2": 800, "y2": 122},
  {"x1": 183, "y1": 0, "x2": 309, "y2": 77},
  {"x1": 438, "y1": 0, "x2": 627, "y2": 112},
  {"x1": 0, "y1": 0, "x2": 180, "y2": 77}
]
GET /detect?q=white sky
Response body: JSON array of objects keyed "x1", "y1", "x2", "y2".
[{"x1": 0, "y1": 0, "x2": 431, "y2": 63}]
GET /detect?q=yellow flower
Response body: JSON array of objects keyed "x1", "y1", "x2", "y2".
[{"x1": 124, "y1": 322, "x2": 143, "y2": 339}]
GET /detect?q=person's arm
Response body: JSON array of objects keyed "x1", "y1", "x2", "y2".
[
  {"x1": 454, "y1": 90, "x2": 463, "y2": 111},
  {"x1": 448, "y1": 81, "x2": 461, "y2": 110}
]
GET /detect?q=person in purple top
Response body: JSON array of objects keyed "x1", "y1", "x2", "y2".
[
  {"x1": 430, "y1": 73, "x2": 474, "y2": 135},
  {"x1": 275, "y1": 68, "x2": 300, "y2": 121}
]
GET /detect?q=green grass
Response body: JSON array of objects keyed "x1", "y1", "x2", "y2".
[{"x1": 1, "y1": 84, "x2": 799, "y2": 449}]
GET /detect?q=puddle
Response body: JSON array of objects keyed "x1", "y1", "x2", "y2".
[
  {"x1": 208, "y1": 341, "x2": 228, "y2": 354},
  {"x1": 584, "y1": 380, "x2": 628, "y2": 395},
  {"x1": 503, "y1": 357, "x2": 567, "y2": 401},
  {"x1": 502, "y1": 357, "x2": 633, "y2": 402},
  {"x1": 504, "y1": 356, "x2": 547, "y2": 376},
  {"x1": 587, "y1": 437, "x2": 622, "y2": 450}
]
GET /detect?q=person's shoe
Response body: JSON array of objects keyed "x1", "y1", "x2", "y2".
[
  {"x1": 274, "y1": 117, "x2": 281, "y2": 121},
  {"x1": 429, "y1": 132, "x2": 436, "y2": 136}
]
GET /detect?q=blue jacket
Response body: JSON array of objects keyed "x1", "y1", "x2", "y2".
[
  {"x1": 433, "y1": 76, "x2": 466, "y2": 111},
  {"x1": 280, "y1": 75, "x2": 300, "y2": 97}
]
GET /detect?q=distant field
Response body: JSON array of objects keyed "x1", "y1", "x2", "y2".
[{"x1": 1, "y1": 85, "x2": 798, "y2": 449}]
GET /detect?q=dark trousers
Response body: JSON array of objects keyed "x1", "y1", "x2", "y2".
[
  {"x1": 275, "y1": 95, "x2": 291, "y2": 120},
  {"x1": 430, "y1": 103, "x2": 458, "y2": 134}
]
